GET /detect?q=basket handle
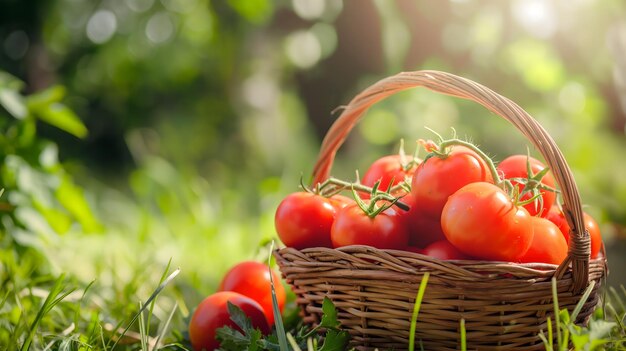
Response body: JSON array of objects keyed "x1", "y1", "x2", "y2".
[{"x1": 310, "y1": 70, "x2": 591, "y2": 292}]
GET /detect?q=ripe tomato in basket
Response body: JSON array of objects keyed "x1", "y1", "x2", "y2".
[
  {"x1": 441, "y1": 182, "x2": 534, "y2": 262},
  {"x1": 218, "y1": 261, "x2": 286, "y2": 326},
  {"x1": 546, "y1": 205, "x2": 603, "y2": 259},
  {"x1": 518, "y1": 217, "x2": 567, "y2": 264},
  {"x1": 188, "y1": 291, "x2": 270, "y2": 351},
  {"x1": 411, "y1": 144, "x2": 495, "y2": 221},
  {"x1": 399, "y1": 193, "x2": 446, "y2": 247},
  {"x1": 274, "y1": 192, "x2": 336, "y2": 249},
  {"x1": 497, "y1": 155, "x2": 556, "y2": 217},
  {"x1": 361, "y1": 154, "x2": 418, "y2": 197},
  {"x1": 422, "y1": 240, "x2": 469, "y2": 260},
  {"x1": 331, "y1": 203, "x2": 409, "y2": 249}
]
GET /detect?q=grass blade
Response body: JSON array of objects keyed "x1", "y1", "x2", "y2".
[
  {"x1": 146, "y1": 258, "x2": 174, "y2": 341},
  {"x1": 21, "y1": 274, "x2": 74, "y2": 351},
  {"x1": 408, "y1": 272, "x2": 430, "y2": 351},
  {"x1": 460, "y1": 318, "x2": 466, "y2": 351},
  {"x1": 286, "y1": 333, "x2": 302, "y2": 351},
  {"x1": 154, "y1": 301, "x2": 178, "y2": 349},
  {"x1": 109, "y1": 267, "x2": 180, "y2": 351},
  {"x1": 551, "y1": 277, "x2": 562, "y2": 347},
  {"x1": 268, "y1": 241, "x2": 288, "y2": 351},
  {"x1": 571, "y1": 280, "x2": 596, "y2": 322}
]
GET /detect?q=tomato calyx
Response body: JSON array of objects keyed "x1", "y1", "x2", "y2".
[
  {"x1": 313, "y1": 176, "x2": 410, "y2": 212},
  {"x1": 397, "y1": 139, "x2": 422, "y2": 173},
  {"x1": 506, "y1": 162, "x2": 559, "y2": 212},
  {"x1": 351, "y1": 184, "x2": 406, "y2": 219},
  {"x1": 419, "y1": 137, "x2": 501, "y2": 185}
]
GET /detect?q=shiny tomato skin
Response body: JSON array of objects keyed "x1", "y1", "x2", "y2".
[
  {"x1": 497, "y1": 155, "x2": 556, "y2": 217},
  {"x1": 441, "y1": 182, "x2": 534, "y2": 262},
  {"x1": 518, "y1": 217, "x2": 568, "y2": 264},
  {"x1": 275, "y1": 192, "x2": 335, "y2": 249},
  {"x1": 411, "y1": 145, "x2": 494, "y2": 220},
  {"x1": 218, "y1": 261, "x2": 286, "y2": 326},
  {"x1": 361, "y1": 155, "x2": 417, "y2": 196},
  {"x1": 401, "y1": 193, "x2": 446, "y2": 248},
  {"x1": 189, "y1": 291, "x2": 270, "y2": 351},
  {"x1": 546, "y1": 206, "x2": 602, "y2": 259},
  {"x1": 330, "y1": 204, "x2": 409, "y2": 250},
  {"x1": 423, "y1": 240, "x2": 470, "y2": 260},
  {"x1": 329, "y1": 194, "x2": 354, "y2": 210}
]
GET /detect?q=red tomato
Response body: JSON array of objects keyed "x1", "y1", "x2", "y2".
[
  {"x1": 361, "y1": 155, "x2": 417, "y2": 196},
  {"x1": 189, "y1": 291, "x2": 270, "y2": 351},
  {"x1": 218, "y1": 261, "x2": 286, "y2": 326},
  {"x1": 401, "y1": 193, "x2": 445, "y2": 248},
  {"x1": 546, "y1": 206, "x2": 602, "y2": 259},
  {"x1": 331, "y1": 203, "x2": 409, "y2": 250},
  {"x1": 411, "y1": 145, "x2": 494, "y2": 220},
  {"x1": 497, "y1": 155, "x2": 556, "y2": 217},
  {"x1": 275, "y1": 192, "x2": 336, "y2": 249},
  {"x1": 441, "y1": 182, "x2": 534, "y2": 262},
  {"x1": 518, "y1": 217, "x2": 567, "y2": 264},
  {"x1": 329, "y1": 194, "x2": 354, "y2": 210},
  {"x1": 422, "y1": 240, "x2": 470, "y2": 260},
  {"x1": 405, "y1": 246, "x2": 424, "y2": 254}
]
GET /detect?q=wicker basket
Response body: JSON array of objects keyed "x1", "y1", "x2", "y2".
[{"x1": 273, "y1": 70, "x2": 608, "y2": 351}]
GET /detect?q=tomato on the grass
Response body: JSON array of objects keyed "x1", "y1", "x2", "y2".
[
  {"x1": 331, "y1": 203, "x2": 409, "y2": 250},
  {"x1": 274, "y1": 192, "x2": 336, "y2": 249},
  {"x1": 188, "y1": 291, "x2": 270, "y2": 351},
  {"x1": 218, "y1": 261, "x2": 286, "y2": 326},
  {"x1": 518, "y1": 217, "x2": 568, "y2": 265},
  {"x1": 441, "y1": 182, "x2": 534, "y2": 262},
  {"x1": 546, "y1": 205, "x2": 603, "y2": 259},
  {"x1": 497, "y1": 155, "x2": 556, "y2": 217}
]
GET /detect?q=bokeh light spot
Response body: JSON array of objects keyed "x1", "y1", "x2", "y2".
[
  {"x1": 310, "y1": 22, "x2": 337, "y2": 58},
  {"x1": 292, "y1": 0, "x2": 326, "y2": 20},
  {"x1": 512, "y1": 0, "x2": 557, "y2": 39},
  {"x1": 146, "y1": 12, "x2": 175, "y2": 43},
  {"x1": 359, "y1": 109, "x2": 399, "y2": 145},
  {"x1": 559, "y1": 82, "x2": 587, "y2": 114},
  {"x1": 86, "y1": 10, "x2": 117, "y2": 44},
  {"x1": 285, "y1": 30, "x2": 321, "y2": 69},
  {"x1": 127, "y1": 0, "x2": 154, "y2": 12},
  {"x1": 243, "y1": 74, "x2": 278, "y2": 110}
]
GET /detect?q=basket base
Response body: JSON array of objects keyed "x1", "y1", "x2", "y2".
[{"x1": 275, "y1": 246, "x2": 607, "y2": 351}]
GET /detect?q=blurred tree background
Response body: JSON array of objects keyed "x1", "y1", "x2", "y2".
[{"x1": 1, "y1": 0, "x2": 626, "y2": 346}]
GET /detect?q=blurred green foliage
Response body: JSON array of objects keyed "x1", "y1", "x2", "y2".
[{"x1": 1, "y1": 0, "x2": 626, "y2": 348}]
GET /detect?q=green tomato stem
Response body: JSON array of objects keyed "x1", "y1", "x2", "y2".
[{"x1": 436, "y1": 138, "x2": 503, "y2": 187}]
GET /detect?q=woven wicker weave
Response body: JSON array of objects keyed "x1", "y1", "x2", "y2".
[{"x1": 274, "y1": 70, "x2": 608, "y2": 350}]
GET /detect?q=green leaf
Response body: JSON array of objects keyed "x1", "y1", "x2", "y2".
[
  {"x1": 318, "y1": 329, "x2": 350, "y2": 351},
  {"x1": 25, "y1": 85, "x2": 65, "y2": 109},
  {"x1": 588, "y1": 319, "x2": 616, "y2": 342},
  {"x1": 215, "y1": 326, "x2": 251, "y2": 349},
  {"x1": 0, "y1": 88, "x2": 27, "y2": 119},
  {"x1": 227, "y1": 301, "x2": 255, "y2": 332},
  {"x1": 570, "y1": 334, "x2": 589, "y2": 350},
  {"x1": 56, "y1": 175, "x2": 102, "y2": 233},
  {"x1": 319, "y1": 297, "x2": 341, "y2": 329},
  {"x1": 35, "y1": 102, "x2": 88, "y2": 139},
  {"x1": 216, "y1": 303, "x2": 264, "y2": 350}
]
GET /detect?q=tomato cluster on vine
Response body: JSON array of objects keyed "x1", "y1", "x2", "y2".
[{"x1": 274, "y1": 138, "x2": 603, "y2": 265}]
